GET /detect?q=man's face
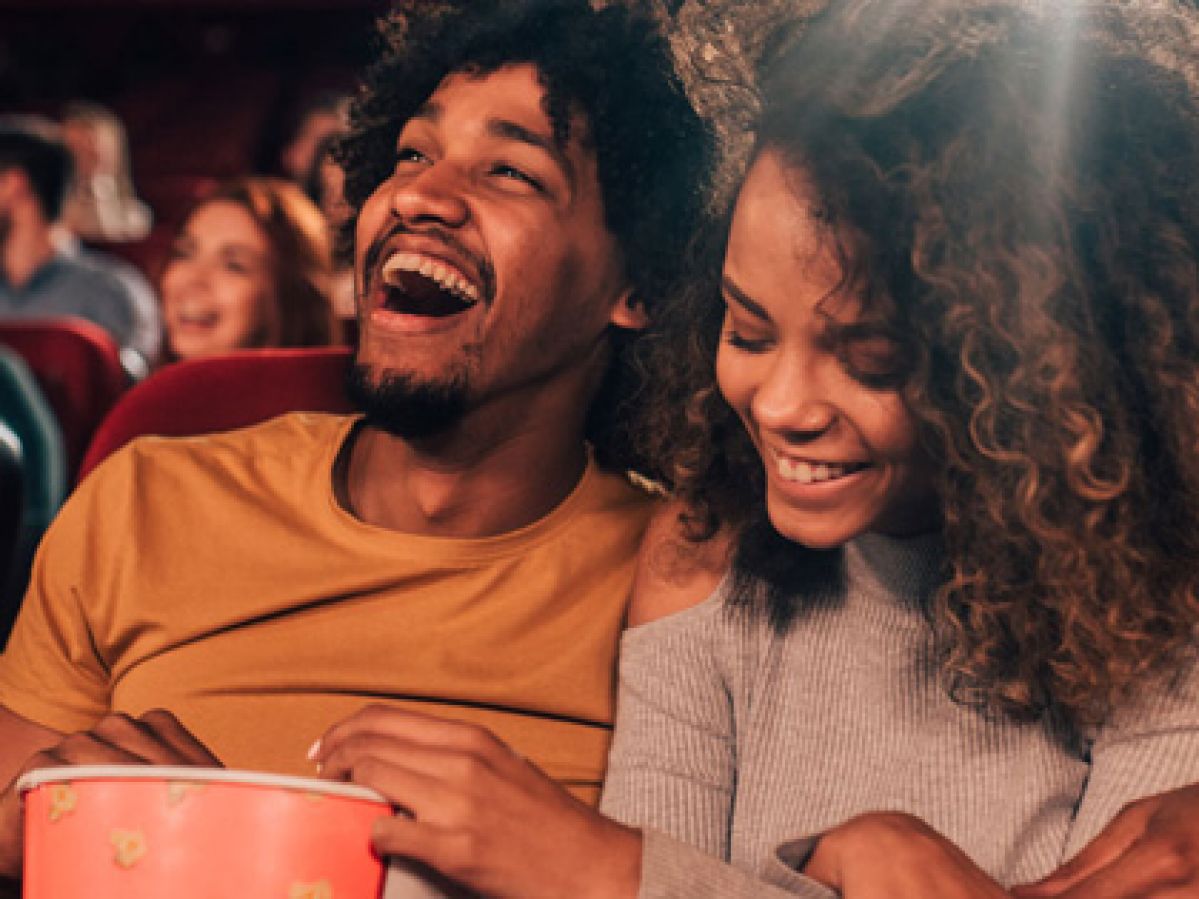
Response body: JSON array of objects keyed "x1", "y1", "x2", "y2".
[
  {"x1": 351, "y1": 63, "x2": 637, "y2": 437},
  {"x1": 0, "y1": 168, "x2": 20, "y2": 249}
]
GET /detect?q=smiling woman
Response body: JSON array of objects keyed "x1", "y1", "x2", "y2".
[
  {"x1": 158, "y1": 177, "x2": 340, "y2": 365},
  {"x1": 595, "y1": 0, "x2": 1199, "y2": 896}
]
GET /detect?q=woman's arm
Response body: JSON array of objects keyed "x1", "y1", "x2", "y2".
[
  {"x1": 625, "y1": 499, "x2": 733, "y2": 628},
  {"x1": 605, "y1": 502, "x2": 839, "y2": 897},
  {"x1": 1008, "y1": 652, "x2": 1199, "y2": 897}
]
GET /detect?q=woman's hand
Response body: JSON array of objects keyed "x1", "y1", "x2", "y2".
[
  {"x1": 1011, "y1": 785, "x2": 1199, "y2": 898},
  {"x1": 313, "y1": 705, "x2": 642, "y2": 899},
  {"x1": 803, "y1": 811, "x2": 1011, "y2": 898}
]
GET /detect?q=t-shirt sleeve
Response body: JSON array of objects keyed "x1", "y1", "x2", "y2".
[
  {"x1": 1063, "y1": 649, "x2": 1199, "y2": 860},
  {"x1": 0, "y1": 460, "x2": 122, "y2": 731}
]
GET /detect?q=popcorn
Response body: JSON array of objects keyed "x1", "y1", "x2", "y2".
[
  {"x1": 110, "y1": 829, "x2": 148, "y2": 868},
  {"x1": 47, "y1": 784, "x2": 77, "y2": 823},
  {"x1": 289, "y1": 880, "x2": 334, "y2": 899}
]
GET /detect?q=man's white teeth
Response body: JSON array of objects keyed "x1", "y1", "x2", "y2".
[
  {"x1": 776, "y1": 457, "x2": 856, "y2": 484},
  {"x1": 382, "y1": 252, "x2": 480, "y2": 304}
]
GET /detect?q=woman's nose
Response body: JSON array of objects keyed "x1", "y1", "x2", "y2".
[
  {"x1": 389, "y1": 163, "x2": 470, "y2": 230},
  {"x1": 751, "y1": 354, "x2": 838, "y2": 440}
]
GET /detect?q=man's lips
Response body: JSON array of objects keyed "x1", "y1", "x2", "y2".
[
  {"x1": 363, "y1": 225, "x2": 493, "y2": 312},
  {"x1": 381, "y1": 252, "x2": 480, "y2": 307}
]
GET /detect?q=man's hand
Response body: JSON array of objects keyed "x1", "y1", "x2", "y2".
[
  {"x1": 1011, "y1": 786, "x2": 1199, "y2": 898},
  {"x1": 313, "y1": 705, "x2": 641, "y2": 899},
  {"x1": 0, "y1": 709, "x2": 219, "y2": 881},
  {"x1": 803, "y1": 810, "x2": 1011, "y2": 899}
]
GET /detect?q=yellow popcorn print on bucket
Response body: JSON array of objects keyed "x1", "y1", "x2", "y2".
[
  {"x1": 289, "y1": 880, "x2": 333, "y2": 899},
  {"x1": 47, "y1": 784, "x2": 77, "y2": 822},
  {"x1": 166, "y1": 781, "x2": 204, "y2": 807},
  {"x1": 110, "y1": 829, "x2": 148, "y2": 868}
]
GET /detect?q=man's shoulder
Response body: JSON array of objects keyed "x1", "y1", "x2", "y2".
[
  {"x1": 89, "y1": 412, "x2": 356, "y2": 493},
  {"x1": 32, "y1": 253, "x2": 137, "y2": 328}
]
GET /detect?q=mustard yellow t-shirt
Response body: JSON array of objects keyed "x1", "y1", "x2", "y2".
[{"x1": 0, "y1": 412, "x2": 656, "y2": 802}]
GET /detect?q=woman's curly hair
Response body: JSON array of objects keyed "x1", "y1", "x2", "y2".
[
  {"x1": 635, "y1": 0, "x2": 1199, "y2": 735},
  {"x1": 336, "y1": 0, "x2": 713, "y2": 471}
]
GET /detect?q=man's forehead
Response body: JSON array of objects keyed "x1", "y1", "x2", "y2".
[{"x1": 413, "y1": 63, "x2": 592, "y2": 150}]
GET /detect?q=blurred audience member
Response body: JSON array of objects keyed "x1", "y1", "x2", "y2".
[
  {"x1": 158, "y1": 177, "x2": 339, "y2": 364},
  {"x1": 276, "y1": 91, "x2": 349, "y2": 185},
  {"x1": 303, "y1": 133, "x2": 354, "y2": 318},
  {"x1": 55, "y1": 103, "x2": 162, "y2": 379},
  {"x1": 0, "y1": 116, "x2": 155, "y2": 378},
  {"x1": 60, "y1": 102, "x2": 151, "y2": 243}
]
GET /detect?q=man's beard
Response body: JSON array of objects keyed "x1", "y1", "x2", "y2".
[{"x1": 345, "y1": 363, "x2": 469, "y2": 439}]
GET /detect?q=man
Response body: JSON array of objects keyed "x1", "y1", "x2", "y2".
[
  {"x1": 0, "y1": 117, "x2": 158, "y2": 377},
  {"x1": 0, "y1": 0, "x2": 711, "y2": 888}
]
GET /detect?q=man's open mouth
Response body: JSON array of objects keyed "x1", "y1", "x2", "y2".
[{"x1": 379, "y1": 252, "x2": 481, "y2": 317}]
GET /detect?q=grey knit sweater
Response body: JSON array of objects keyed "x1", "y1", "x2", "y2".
[{"x1": 600, "y1": 532, "x2": 1199, "y2": 897}]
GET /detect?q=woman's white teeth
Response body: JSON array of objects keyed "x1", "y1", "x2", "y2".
[
  {"x1": 776, "y1": 457, "x2": 855, "y2": 484},
  {"x1": 382, "y1": 252, "x2": 480, "y2": 304}
]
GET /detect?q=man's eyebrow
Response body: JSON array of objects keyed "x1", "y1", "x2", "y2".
[
  {"x1": 488, "y1": 118, "x2": 575, "y2": 190},
  {"x1": 409, "y1": 99, "x2": 441, "y2": 124},
  {"x1": 721, "y1": 276, "x2": 769, "y2": 320}
]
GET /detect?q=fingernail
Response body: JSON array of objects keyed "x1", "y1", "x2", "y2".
[{"x1": 306, "y1": 739, "x2": 322, "y2": 761}]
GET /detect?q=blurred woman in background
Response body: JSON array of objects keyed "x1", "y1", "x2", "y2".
[{"x1": 158, "y1": 177, "x2": 340, "y2": 364}]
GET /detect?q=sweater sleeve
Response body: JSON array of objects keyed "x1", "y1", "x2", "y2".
[
  {"x1": 1063, "y1": 649, "x2": 1199, "y2": 859},
  {"x1": 600, "y1": 595, "x2": 836, "y2": 899}
]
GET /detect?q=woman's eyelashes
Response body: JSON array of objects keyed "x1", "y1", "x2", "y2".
[
  {"x1": 721, "y1": 301, "x2": 908, "y2": 388},
  {"x1": 830, "y1": 324, "x2": 910, "y2": 388},
  {"x1": 721, "y1": 307, "x2": 772, "y2": 353}
]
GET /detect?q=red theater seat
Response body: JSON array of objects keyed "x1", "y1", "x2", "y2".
[
  {"x1": 0, "y1": 318, "x2": 129, "y2": 478},
  {"x1": 78, "y1": 346, "x2": 355, "y2": 481}
]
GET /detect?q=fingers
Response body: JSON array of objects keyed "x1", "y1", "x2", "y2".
[
  {"x1": 1048, "y1": 838, "x2": 1195, "y2": 899},
  {"x1": 1010, "y1": 799, "x2": 1152, "y2": 897},
  {"x1": 22, "y1": 710, "x2": 220, "y2": 773},
  {"x1": 131, "y1": 709, "x2": 222, "y2": 766},
  {"x1": 317, "y1": 705, "x2": 518, "y2": 766}
]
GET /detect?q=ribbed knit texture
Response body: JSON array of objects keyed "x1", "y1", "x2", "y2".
[{"x1": 601, "y1": 532, "x2": 1199, "y2": 897}]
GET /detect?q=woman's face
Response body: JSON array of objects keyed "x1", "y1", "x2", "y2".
[
  {"x1": 161, "y1": 200, "x2": 276, "y2": 361},
  {"x1": 717, "y1": 149, "x2": 938, "y2": 549}
]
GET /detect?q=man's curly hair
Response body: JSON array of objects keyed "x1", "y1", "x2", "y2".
[
  {"x1": 636, "y1": 0, "x2": 1199, "y2": 735},
  {"x1": 337, "y1": 0, "x2": 713, "y2": 470}
]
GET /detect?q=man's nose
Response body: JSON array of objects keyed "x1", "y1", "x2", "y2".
[{"x1": 389, "y1": 163, "x2": 470, "y2": 230}]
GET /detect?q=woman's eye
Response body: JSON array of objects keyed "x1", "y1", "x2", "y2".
[
  {"x1": 839, "y1": 331, "x2": 909, "y2": 387},
  {"x1": 723, "y1": 328, "x2": 771, "y2": 353}
]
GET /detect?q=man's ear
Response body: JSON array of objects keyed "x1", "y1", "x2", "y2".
[{"x1": 608, "y1": 287, "x2": 649, "y2": 330}]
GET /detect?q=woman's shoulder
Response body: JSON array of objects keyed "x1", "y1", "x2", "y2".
[{"x1": 627, "y1": 499, "x2": 735, "y2": 628}]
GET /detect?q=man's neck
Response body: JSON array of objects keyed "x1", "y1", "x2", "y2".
[
  {"x1": 341, "y1": 403, "x2": 593, "y2": 539},
  {"x1": 2, "y1": 218, "x2": 55, "y2": 289}
]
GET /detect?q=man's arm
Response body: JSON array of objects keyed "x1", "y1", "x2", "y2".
[{"x1": 0, "y1": 705, "x2": 64, "y2": 888}]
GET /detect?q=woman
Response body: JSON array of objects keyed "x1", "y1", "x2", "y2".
[
  {"x1": 158, "y1": 177, "x2": 340, "y2": 363},
  {"x1": 597, "y1": 0, "x2": 1199, "y2": 894},
  {"x1": 310, "y1": 1, "x2": 1199, "y2": 895}
]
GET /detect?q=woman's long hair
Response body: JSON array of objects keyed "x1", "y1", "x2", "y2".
[
  {"x1": 159, "y1": 177, "x2": 339, "y2": 364},
  {"x1": 635, "y1": 0, "x2": 1199, "y2": 734}
]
